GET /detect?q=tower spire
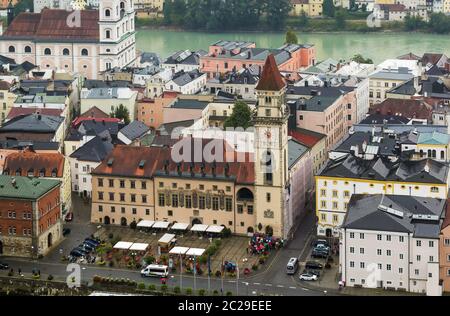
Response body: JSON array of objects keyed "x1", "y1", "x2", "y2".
[{"x1": 255, "y1": 54, "x2": 286, "y2": 91}]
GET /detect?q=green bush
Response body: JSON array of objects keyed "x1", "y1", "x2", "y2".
[
  {"x1": 108, "y1": 233, "x2": 114, "y2": 239},
  {"x1": 213, "y1": 289, "x2": 219, "y2": 296},
  {"x1": 47, "y1": 275, "x2": 54, "y2": 281},
  {"x1": 148, "y1": 284, "x2": 156, "y2": 291},
  {"x1": 222, "y1": 228, "x2": 232, "y2": 238},
  {"x1": 144, "y1": 256, "x2": 155, "y2": 265},
  {"x1": 185, "y1": 288, "x2": 193, "y2": 295},
  {"x1": 252, "y1": 264, "x2": 258, "y2": 271},
  {"x1": 214, "y1": 239, "x2": 222, "y2": 248},
  {"x1": 226, "y1": 291, "x2": 233, "y2": 296},
  {"x1": 161, "y1": 284, "x2": 168, "y2": 292},
  {"x1": 137, "y1": 282, "x2": 146, "y2": 290},
  {"x1": 198, "y1": 289, "x2": 206, "y2": 296},
  {"x1": 173, "y1": 286, "x2": 181, "y2": 294}
]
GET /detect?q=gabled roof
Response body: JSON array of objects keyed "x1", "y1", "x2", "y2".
[
  {"x1": 3, "y1": 9, "x2": 100, "y2": 41},
  {"x1": 0, "y1": 113, "x2": 64, "y2": 133},
  {"x1": 4, "y1": 149, "x2": 64, "y2": 178},
  {"x1": 255, "y1": 54, "x2": 286, "y2": 91},
  {"x1": 69, "y1": 136, "x2": 114, "y2": 162},
  {"x1": 342, "y1": 194, "x2": 445, "y2": 238},
  {"x1": 288, "y1": 127, "x2": 326, "y2": 147},
  {"x1": 6, "y1": 107, "x2": 63, "y2": 121},
  {"x1": 0, "y1": 175, "x2": 60, "y2": 200},
  {"x1": 119, "y1": 121, "x2": 150, "y2": 141}
]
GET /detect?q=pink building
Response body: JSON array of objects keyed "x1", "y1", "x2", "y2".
[{"x1": 200, "y1": 40, "x2": 316, "y2": 79}]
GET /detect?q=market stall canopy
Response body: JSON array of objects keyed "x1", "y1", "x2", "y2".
[
  {"x1": 129, "y1": 243, "x2": 149, "y2": 251},
  {"x1": 169, "y1": 246, "x2": 190, "y2": 255},
  {"x1": 158, "y1": 233, "x2": 176, "y2": 244},
  {"x1": 113, "y1": 241, "x2": 133, "y2": 250},
  {"x1": 190, "y1": 224, "x2": 208, "y2": 232},
  {"x1": 186, "y1": 248, "x2": 205, "y2": 256},
  {"x1": 171, "y1": 223, "x2": 189, "y2": 231},
  {"x1": 137, "y1": 220, "x2": 155, "y2": 228},
  {"x1": 206, "y1": 225, "x2": 224, "y2": 233},
  {"x1": 153, "y1": 221, "x2": 171, "y2": 229}
]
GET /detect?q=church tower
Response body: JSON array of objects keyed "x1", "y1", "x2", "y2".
[
  {"x1": 98, "y1": 0, "x2": 137, "y2": 71},
  {"x1": 254, "y1": 55, "x2": 290, "y2": 238}
]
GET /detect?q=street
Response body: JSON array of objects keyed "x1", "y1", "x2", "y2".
[{"x1": 0, "y1": 195, "x2": 329, "y2": 296}]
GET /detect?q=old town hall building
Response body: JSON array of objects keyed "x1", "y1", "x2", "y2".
[
  {"x1": 0, "y1": 0, "x2": 136, "y2": 79},
  {"x1": 90, "y1": 55, "x2": 307, "y2": 239}
]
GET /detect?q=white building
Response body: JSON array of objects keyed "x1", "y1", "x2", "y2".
[
  {"x1": 164, "y1": 69, "x2": 207, "y2": 95},
  {"x1": 1, "y1": 0, "x2": 136, "y2": 79},
  {"x1": 340, "y1": 194, "x2": 444, "y2": 296}
]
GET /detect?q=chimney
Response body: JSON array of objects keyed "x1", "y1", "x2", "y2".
[
  {"x1": 177, "y1": 162, "x2": 182, "y2": 175},
  {"x1": 224, "y1": 163, "x2": 230, "y2": 177},
  {"x1": 164, "y1": 160, "x2": 170, "y2": 174}
]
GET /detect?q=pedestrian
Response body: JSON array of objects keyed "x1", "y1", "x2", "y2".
[
  {"x1": 18, "y1": 268, "x2": 21, "y2": 276},
  {"x1": 38, "y1": 270, "x2": 40, "y2": 276}
]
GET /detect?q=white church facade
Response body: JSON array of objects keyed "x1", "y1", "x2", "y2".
[{"x1": 0, "y1": 0, "x2": 136, "y2": 79}]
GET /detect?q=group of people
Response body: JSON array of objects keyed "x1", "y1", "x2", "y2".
[{"x1": 247, "y1": 233, "x2": 285, "y2": 256}]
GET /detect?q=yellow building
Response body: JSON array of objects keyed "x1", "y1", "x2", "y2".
[
  {"x1": 315, "y1": 156, "x2": 450, "y2": 237},
  {"x1": 0, "y1": 80, "x2": 16, "y2": 124},
  {"x1": 374, "y1": 0, "x2": 395, "y2": 4},
  {"x1": 444, "y1": 0, "x2": 450, "y2": 13},
  {"x1": 135, "y1": 0, "x2": 165, "y2": 12},
  {"x1": 290, "y1": 0, "x2": 323, "y2": 17}
]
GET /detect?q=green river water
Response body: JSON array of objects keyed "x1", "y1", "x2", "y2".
[{"x1": 136, "y1": 29, "x2": 450, "y2": 64}]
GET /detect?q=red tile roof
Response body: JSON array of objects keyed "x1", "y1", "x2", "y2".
[
  {"x1": 4, "y1": 149, "x2": 65, "y2": 178},
  {"x1": 93, "y1": 140, "x2": 255, "y2": 184},
  {"x1": 0, "y1": 80, "x2": 11, "y2": 90},
  {"x1": 6, "y1": 107, "x2": 63, "y2": 121},
  {"x1": 369, "y1": 99, "x2": 433, "y2": 120},
  {"x1": 256, "y1": 54, "x2": 286, "y2": 91},
  {"x1": 79, "y1": 106, "x2": 110, "y2": 119},
  {"x1": 4, "y1": 9, "x2": 100, "y2": 41},
  {"x1": 422, "y1": 53, "x2": 447, "y2": 66},
  {"x1": 289, "y1": 128, "x2": 326, "y2": 147}
]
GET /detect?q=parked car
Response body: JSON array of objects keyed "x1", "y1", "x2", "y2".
[
  {"x1": 63, "y1": 228, "x2": 71, "y2": 236},
  {"x1": 314, "y1": 243, "x2": 330, "y2": 252},
  {"x1": 73, "y1": 247, "x2": 89, "y2": 256},
  {"x1": 85, "y1": 238, "x2": 100, "y2": 246},
  {"x1": 81, "y1": 243, "x2": 94, "y2": 252},
  {"x1": 0, "y1": 262, "x2": 9, "y2": 270},
  {"x1": 70, "y1": 249, "x2": 84, "y2": 257},
  {"x1": 313, "y1": 239, "x2": 330, "y2": 248},
  {"x1": 299, "y1": 273, "x2": 318, "y2": 281},
  {"x1": 84, "y1": 239, "x2": 99, "y2": 248},
  {"x1": 305, "y1": 261, "x2": 324, "y2": 270},
  {"x1": 64, "y1": 212, "x2": 73, "y2": 222},
  {"x1": 311, "y1": 250, "x2": 329, "y2": 259},
  {"x1": 303, "y1": 269, "x2": 320, "y2": 277}
]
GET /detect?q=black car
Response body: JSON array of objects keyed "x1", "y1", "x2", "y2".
[
  {"x1": 84, "y1": 239, "x2": 99, "y2": 248},
  {"x1": 311, "y1": 251, "x2": 328, "y2": 259},
  {"x1": 313, "y1": 239, "x2": 330, "y2": 248},
  {"x1": 305, "y1": 261, "x2": 324, "y2": 270},
  {"x1": 0, "y1": 262, "x2": 9, "y2": 270},
  {"x1": 70, "y1": 249, "x2": 84, "y2": 257},
  {"x1": 73, "y1": 247, "x2": 89, "y2": 256},
  {"x1": 81, "y1": 243, "x2": 94, "y2": 252},
  {"x1": 63, "y1": 228, "x2": 71, "y2": 236},
  {"x1": 85, "y1": 238, "x2": 100, "y2": 246}
]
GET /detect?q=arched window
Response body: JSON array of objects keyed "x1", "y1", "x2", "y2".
[
  {"x1": 441, "y1": 150, "x2": 445, "y2": 160},
  {"x1": 63, "y1": 48, "x2": 70, "y2": 56},
  {"x1": 44, "y1": 48, "x2": 51, "y2": 55},
  {"x1": 24, "y1": 46, "x2": 31, "y2": 53},
  {"x1": 105, "y1": 30, "x2": 111, "y2": 39},
  {"x1": 8, "y1": 46, "x2": 15, "y2": 53},
  {"x1": 81, "y1": 49, "x2": 89, "y2": 56},
  {"x1": 105, "y1": 9, "x2": 111, "y2": 17},
  {"x1": 432, "y1": 150, "x2": 436, "y2": 158}
]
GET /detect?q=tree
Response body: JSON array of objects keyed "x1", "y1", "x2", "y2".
[
  {"x1": 428, "y1": 13, "x2": 450, "y2": 34},
  {"x1": 111, "y1": 104, "x2": 130, "y2": 124},
  {"x1": 285, "y1": 29, "x2": 298, "y2": 44},
  {"x1": 404, "y1": 13, "x2": 424, "y2": 31},
  {"x1": 334, "y1": 9, "x2": 347, "y2": 29},
  {"x1": 224, "y1": 101, "x2": 253, "y2": 129},
  {"x1": 351, "y1": 54, "x2": 373, "y2": 64},
  {"x1": 264, "y1": 0, "x2": 292, "y2": 30},
  {"x1": 14, "y1": 0, "x2": 33, "y2": 14},
  {"x1": 298, "y1": 10, "x2": 309, "y2": 28},
  {"x1": 323, "y1": 0, "x2": 335, "y2": 17}
]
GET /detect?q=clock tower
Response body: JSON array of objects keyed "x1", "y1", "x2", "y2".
[{"x1": 253, "y1": 54, "x2": 290, "y2": 238}]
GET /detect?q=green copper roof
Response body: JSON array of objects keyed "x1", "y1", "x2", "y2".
[
  {"x1": 0, "y1": 175, "x2": 60, "y2": 200},
  {"x1": 417, "y1": 131, "x2": 450, "y2": 145}
]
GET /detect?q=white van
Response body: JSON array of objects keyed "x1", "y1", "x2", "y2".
[
  {"x1": 286, "y1": 257, "x2": 299, "y2": 275},
  {"x1": 140, "y1": 264, "x2": 169, "y2": 277}
]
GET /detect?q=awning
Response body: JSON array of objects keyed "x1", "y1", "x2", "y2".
[
  {"x1": 169, "y1": 246, "x2": 190, "y2": 255},
  {"x1": 113, "y1": 241, "x2": 133, "y2": 250},
  {"x1": 153, "y1": 221, "x2": 170, "y2": 229},
  {"x1": 186, "y1": 248, "x2": 205, "y2": 256},
  {"x1": 137, "y1": 220, "x2": 155, "y2": 228},
  {"x1": 206, "y1": 225, "x2": 224, "y2": 233},
  {"x1": 158, "y1": 233, "x2": 176, "y2": 244},
  {"x1": 129, "y1": 243, "x2": 149, "y2": 251},
  {"x1": 171, "y1": 223, "x2": 189, "y2": 231},
  {"x1": 190, "y1": 224, "x2": 208, "y2": 232}
]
